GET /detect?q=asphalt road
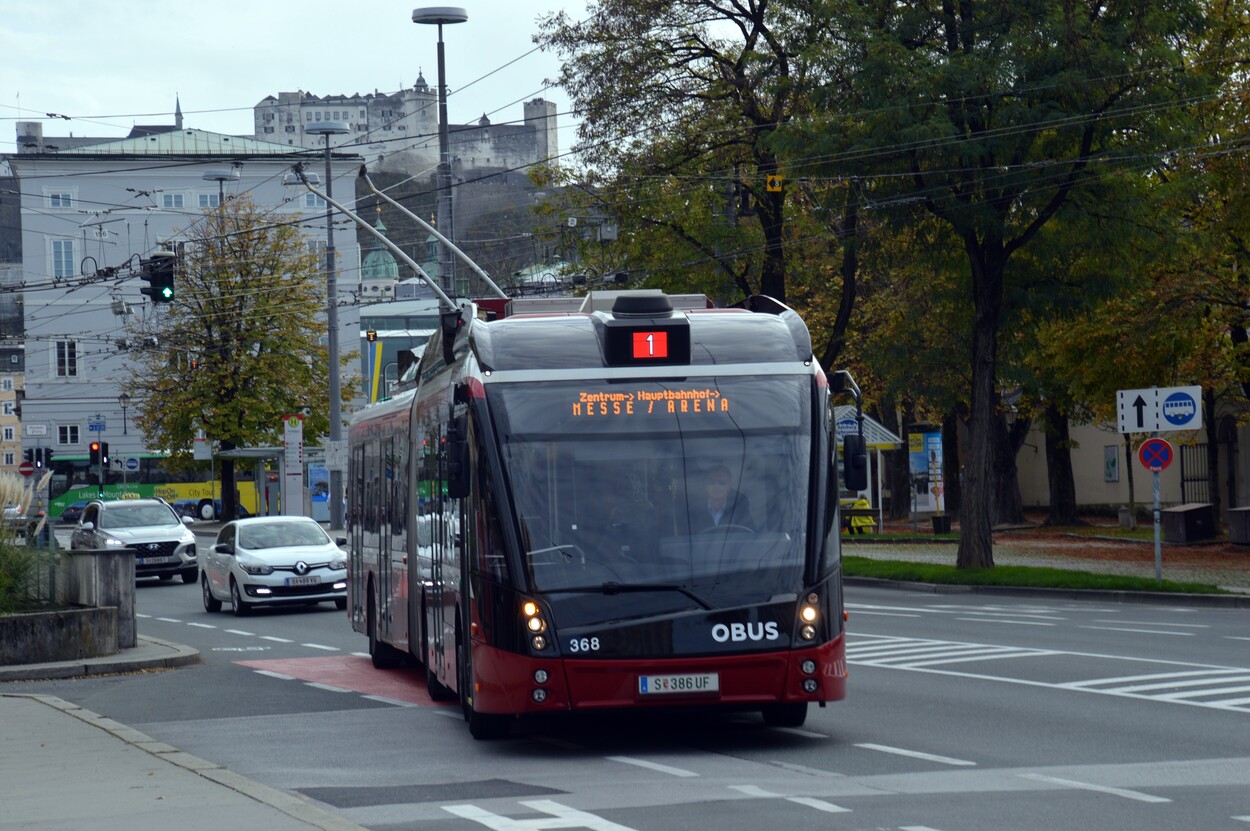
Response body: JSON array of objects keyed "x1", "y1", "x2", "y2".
[{"x1": 8, "y1": 574, "x2": 1250, "y2": 831}]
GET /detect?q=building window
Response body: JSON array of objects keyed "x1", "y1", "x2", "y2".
[
  {"x1": 1, "y1": 378, "x2": 11, "y2": 391},
  {"x1": 58, "y1": 425, "x2": 79, "y2": 445},
  {"x1": 285, "y1": 125, "x2": 296, "y2": 133},
  {"x1": 2, "y1": 452, "x2": 12, "y2": 466},
  {"x1": 199, "y1": 193, "x2": 220, "y2": 208},
  {"x1": 49, "y1": 193, "x2": 74, "y2": 208},
  {"x1": 264, "y1": 126, "x2": 274, "y2": 133},
  {"x1": 333, "y1": 111, "x2": 340, "y2": 120},
  {"x1": 2, "y1": 427, "x2": 13, "y2": 442},
  {"x1": 51, "y1": 239, "x2": 74, "y2": 278},
  {"x1": 1, "y1": 403, "x2": 11, "y2": 416},
  {"x1": 315, "y1": 112, "x2": 322, "y2": 121},
  {"x1": 56, "y1": 341, "x2": 78, "y2": 377},
  {"x1": 359, "y1": 110, "x2": 366, "y2": 118},
  {"x1": 163, "y1": 193, "x2": 184, "y2": 209},
  {"x1": 305, "y1": 112, "x2": 312, "y2": 121},
  {"x1": 304, "y1": 193, "x2": 327, "y2": 209}
]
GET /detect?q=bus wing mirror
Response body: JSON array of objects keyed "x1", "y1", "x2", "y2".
[
  {"x1": 842, "y1": 433, "x2": 868, "y2": 492},
  {"x1": 446, "y1": 413, "x2": 471, "y2": 499}
]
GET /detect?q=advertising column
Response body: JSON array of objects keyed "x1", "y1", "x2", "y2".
[{"x1": 908, "y1": 428, "x2": 945, "y2": 515}]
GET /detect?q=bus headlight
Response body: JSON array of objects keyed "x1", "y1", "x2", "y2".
[
  {"x1": 534, "y1": 670, "x2": 549, "y2": 684},
  {"x1": 527, "y1": 616, "x2": 546, "y2": 633},
  {"x1": 522, "y1": 598, "x2": 549, "y2": 641},
  {"x1": 800, "y1": 624, "x2": 817, "y2": 640},
  {"x1": 800, "y1": 660, "x2": 817, "y2": 675},
  {"x1": 802, "y1": 678, "x2": 819, "y2": 693},
  {"x1": 531, "y1": 635, "x2": 548, "y2": 651}
]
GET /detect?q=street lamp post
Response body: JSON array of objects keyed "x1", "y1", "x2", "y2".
[
  {"x1": 413, "y1": 6, "x2": 468, "y2": 297},
  {"x1": 201, "y1": 167, "x2": 239, "y2": 208},
  {"x1": 118, "y1": 392, "x2": 130, "y2": 436},
  {"x1": 305, "y1": 122, "x2": 351, "y2": 530}
]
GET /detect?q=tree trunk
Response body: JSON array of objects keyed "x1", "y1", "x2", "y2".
[
  {"x1": 758, "y1": 186, "x2": 786, "y2": 303},
  {"x1": 887, "y1": 400, "x2": 914, "y2": 520},
  {"x1": 991, "y1": 411, "x2": 1026, "y2": 526},
  {"x1": 942, "y1": 412, "x2": 961, "y2": 515},
  {"x1": 220, "y1": 440, "x2": 238, "y2": 522},
  {"x1": 955, "y1": 239, "x2": 1003, "y2": 569},
  {"x1": 1042, "y1": 403, "x2": 1083, "y2": 526},
  {"x1": 1204, "y1": 388, "x2": 1220, "y2": 518}
]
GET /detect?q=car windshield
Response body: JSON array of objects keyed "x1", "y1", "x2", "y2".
[
  {"x1": 488, "y1": 375, "x2": 814, "y2": 622},
  {"x1": 100, "y1": 504, "x2": 179, "y2": 529},
  {"x1": 239, "y1": 521, "x2": 330, "y2": 550}
]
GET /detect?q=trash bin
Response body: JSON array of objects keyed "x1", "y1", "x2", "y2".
[
  {"x1": 1161, "y1": 503, "x2": 1216, "y2": 544},
  {"x1": 1228, "y1": 506, "x2": 1250, "y2": 545},
  {"x1": 931, "y1": 515, "x2": 952, "y2": 534}
]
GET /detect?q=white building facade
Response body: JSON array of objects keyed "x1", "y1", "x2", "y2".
[{"x1": 9, "y1": 126, "x2": 362, "y2": 475}]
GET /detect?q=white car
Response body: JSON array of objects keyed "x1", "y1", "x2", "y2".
[{"x1": 199, "y1": 516, "x2": 347, "y2": 616}]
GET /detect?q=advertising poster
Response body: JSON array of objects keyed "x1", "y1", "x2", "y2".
[
  {"x1": 309, "y1": 461, "x2": 330, "y2": 523},
  {"x1": 908, "y1": 430, "x2": 945, "y2": 514}
]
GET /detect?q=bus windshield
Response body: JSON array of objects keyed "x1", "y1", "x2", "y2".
[{"x1": 488, "y1": 375, "x2": 814, "y2": 623}]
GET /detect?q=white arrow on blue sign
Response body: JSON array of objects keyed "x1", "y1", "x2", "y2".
[{"x1": 1116, "y1": 386, "x2": 1202, "y2": 434}]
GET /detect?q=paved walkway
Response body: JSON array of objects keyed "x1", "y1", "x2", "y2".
[{"x1": 0, "y1": 638, "x2": 366, "y2": 831}]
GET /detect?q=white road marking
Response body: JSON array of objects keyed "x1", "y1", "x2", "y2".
[
  {"x1": 224, "y1": 629, "x2": 254, "y2": 636},
  {"x1": 444, "y1": 799, "x2": 639, "y2": 831},
  {"x1": 850, "y1": 610, "x2": 922, "y2": 618},
  {"x1": 253, "y1": 670, "x2": 295, "y2": 680},
  {"x1": 155, "y1": 617, "x2": 182, "y2": 623},
  {"x1": 301, "y1": 643, "x2": 339, "y2": 651},
  {"x1": 855, "y1": 743, "x2": 976, "y2": 766},
  {"x1": 853, "y1": 634, "x2": 1250, "y2": 713},
  {"x1": 361, "y1": 695, "x2": 418, "y2": 707},
  {"x1": 955, "y1": 617, "x2": 1055, "y2": 626},
  {"x1": 1093, "y1": 619, "x2": 1208, "y2": 628},
  {"x1": 731, "y1": 785, "x2": 778, "y2": 797},
  {"x1": 1158, "y1": 684, "x2": 1250, "y2": 701},
  {"x1": 1082, "y1": 625, "x2": 1195, "y2": 636},
  {"x1": 1233, "y1": 815, "x2": 1250, "y2": 823},
  {"x1": 305, "y1": 682, "x2": 351, "y2": 693},
  {"x1": 785, "y1": 796, "x2": 851, "y2": 813},
  {"x1": 186, "y1": 622, "x2": 216, "y2": 629},
  {"x1": 1020, "y1": 773, "x2": 1170, "y2": 803},
  {"x1": 260, "y1": 635, "x2": 293, "y2": 643},
  {"x1": 606, "y1": 755, "x2": 699, "y2": 778}
]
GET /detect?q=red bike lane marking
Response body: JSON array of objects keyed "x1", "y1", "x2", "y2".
[{"x1": 236, "y1": 655, "x2": 450, "y2": 706}]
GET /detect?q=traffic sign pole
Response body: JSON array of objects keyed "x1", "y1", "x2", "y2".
[{"x1": 1152, "y1": 470, "x2": 1162, "y2": 584}]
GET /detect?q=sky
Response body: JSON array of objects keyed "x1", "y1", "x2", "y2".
[{"x1": 0, "y1": 0, "x2": 589, "y2": 155}]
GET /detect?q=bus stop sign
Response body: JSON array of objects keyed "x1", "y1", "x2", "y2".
[{"x1": 1138, "y1": 438, "x2": 1174, "y2": 472}]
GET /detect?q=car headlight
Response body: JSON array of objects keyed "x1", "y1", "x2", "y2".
[
  {"x1": 104, "y1": 537, "x2": 128, "y2": 548},
  {"x1": 330, "y1": 558, "x2": 347, "y2": 571},
  {"x1": 240, "y1": 561, "x2": 273, "y2": 575}
]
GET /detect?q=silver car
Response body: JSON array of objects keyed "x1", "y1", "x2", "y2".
[
  {"x1": 70, "y1": 498, "x2": 198, "y2": 582},
  {"x1": 199, "y1": 516, "x2": 347, "y2": 616}
]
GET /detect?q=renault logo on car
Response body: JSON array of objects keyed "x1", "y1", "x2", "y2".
[{"x1": 294, "y1": 561, "x2": 310, "y2": 576}]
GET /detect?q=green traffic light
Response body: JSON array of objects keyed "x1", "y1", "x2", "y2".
[{"x1": 160, "y1": 286, "x2": 174, "y2": 300}]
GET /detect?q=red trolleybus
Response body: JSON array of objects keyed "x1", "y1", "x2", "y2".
[{"x1": 347, "y1": 290, "x2": 868, "y2": 739}]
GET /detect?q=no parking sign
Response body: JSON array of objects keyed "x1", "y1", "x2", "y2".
[{"x1": 1138, "y1": 437, "x2": 1174, "y2": 472}]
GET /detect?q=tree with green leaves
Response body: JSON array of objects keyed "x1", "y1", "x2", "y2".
[
  {"x1": 121, "y1": 196, "x2": 357, "y2": 520},
  {"x1": 786, "y1": 0, "x2": 1216, "y2": 567},
  {"x1": 536, "y1": 0, "x2": 851, "y2": 312}
]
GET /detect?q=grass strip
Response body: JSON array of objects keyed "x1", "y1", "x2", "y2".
[{"x1": 843, "y1": 556, "x2": 1227, "y2": 595}]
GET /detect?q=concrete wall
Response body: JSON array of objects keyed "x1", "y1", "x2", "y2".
[{"x1": 0, "y1": 606, "x2": 117, "y2": 665}]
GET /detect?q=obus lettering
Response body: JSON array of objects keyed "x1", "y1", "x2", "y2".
[{"x1": 711, "y1": 621, "x2": 780, "y2": 643}]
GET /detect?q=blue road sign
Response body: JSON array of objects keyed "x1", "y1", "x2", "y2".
[{"x1": 1162, "y1": 391, "x2": 1198, "y2": 427}]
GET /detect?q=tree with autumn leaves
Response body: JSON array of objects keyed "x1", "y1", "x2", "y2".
[
  {"x1": 120, "y1": 196, "x2": 357, "y2": 521},
  {"x1": 540, "y1": 0, "x2": 1243, "y2": 568}
]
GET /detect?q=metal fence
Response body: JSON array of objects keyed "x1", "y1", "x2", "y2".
[{"x1": 1180, "y1": 443, "x2": 1210, "y2": 504}]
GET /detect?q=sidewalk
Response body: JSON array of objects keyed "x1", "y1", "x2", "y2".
[{"x1": 0, "y1": 640, "x2": 366, "y2": 831}]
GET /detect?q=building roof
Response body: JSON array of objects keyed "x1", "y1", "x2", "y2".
[{"x1": 39, "y1": 129, "x2": 352, "y2": 159}]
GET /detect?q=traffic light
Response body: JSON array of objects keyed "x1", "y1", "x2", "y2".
[
  {"x1": 23, "y1": 449, "x2": 32, "y2": 464},
  {"x1": 140, "y1": 250, "x2": 176, "y2": 304},
  {"x1": 33, "y1": 447, "x2": 43, "y2": 468},
  {"x1": 366, "y1": 330, "x2": 377, "y2": 343},
  {"x1": 100, "y1": 442, "x2": 110, "y2": 467},
  {"x1": 43, "y1": 448, "x2": 53, "y2": 468},
  {"x1": 89, "y1": 441, "x2": 101, "y2": 466}
]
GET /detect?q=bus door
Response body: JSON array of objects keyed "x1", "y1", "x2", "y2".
[
  {"x1": 421, "y1": 416, "x2": 448, "y2": 675},
  {"x1": 377, "y1": 435, "x2": 394, "y2": 640}
]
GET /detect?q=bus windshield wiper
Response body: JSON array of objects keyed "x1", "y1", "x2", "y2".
[{"x1": 546, "y1": 581, "x2": 714, "y2": 610}]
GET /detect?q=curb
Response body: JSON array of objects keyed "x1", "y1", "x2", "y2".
[
  {"x1": 843, "y1": 576, "x2": 1250, "y2": 608},
  {"x1": 0, "y1": 634, "x2": 201, "y2": 682},
  {"x1": 3, "y1": 694, "x2": 368, "y2": 831}
]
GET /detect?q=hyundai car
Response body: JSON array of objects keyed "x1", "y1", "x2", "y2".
[{"x1": 70, "y1": 498, "x2": 198, "y2": 582}]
